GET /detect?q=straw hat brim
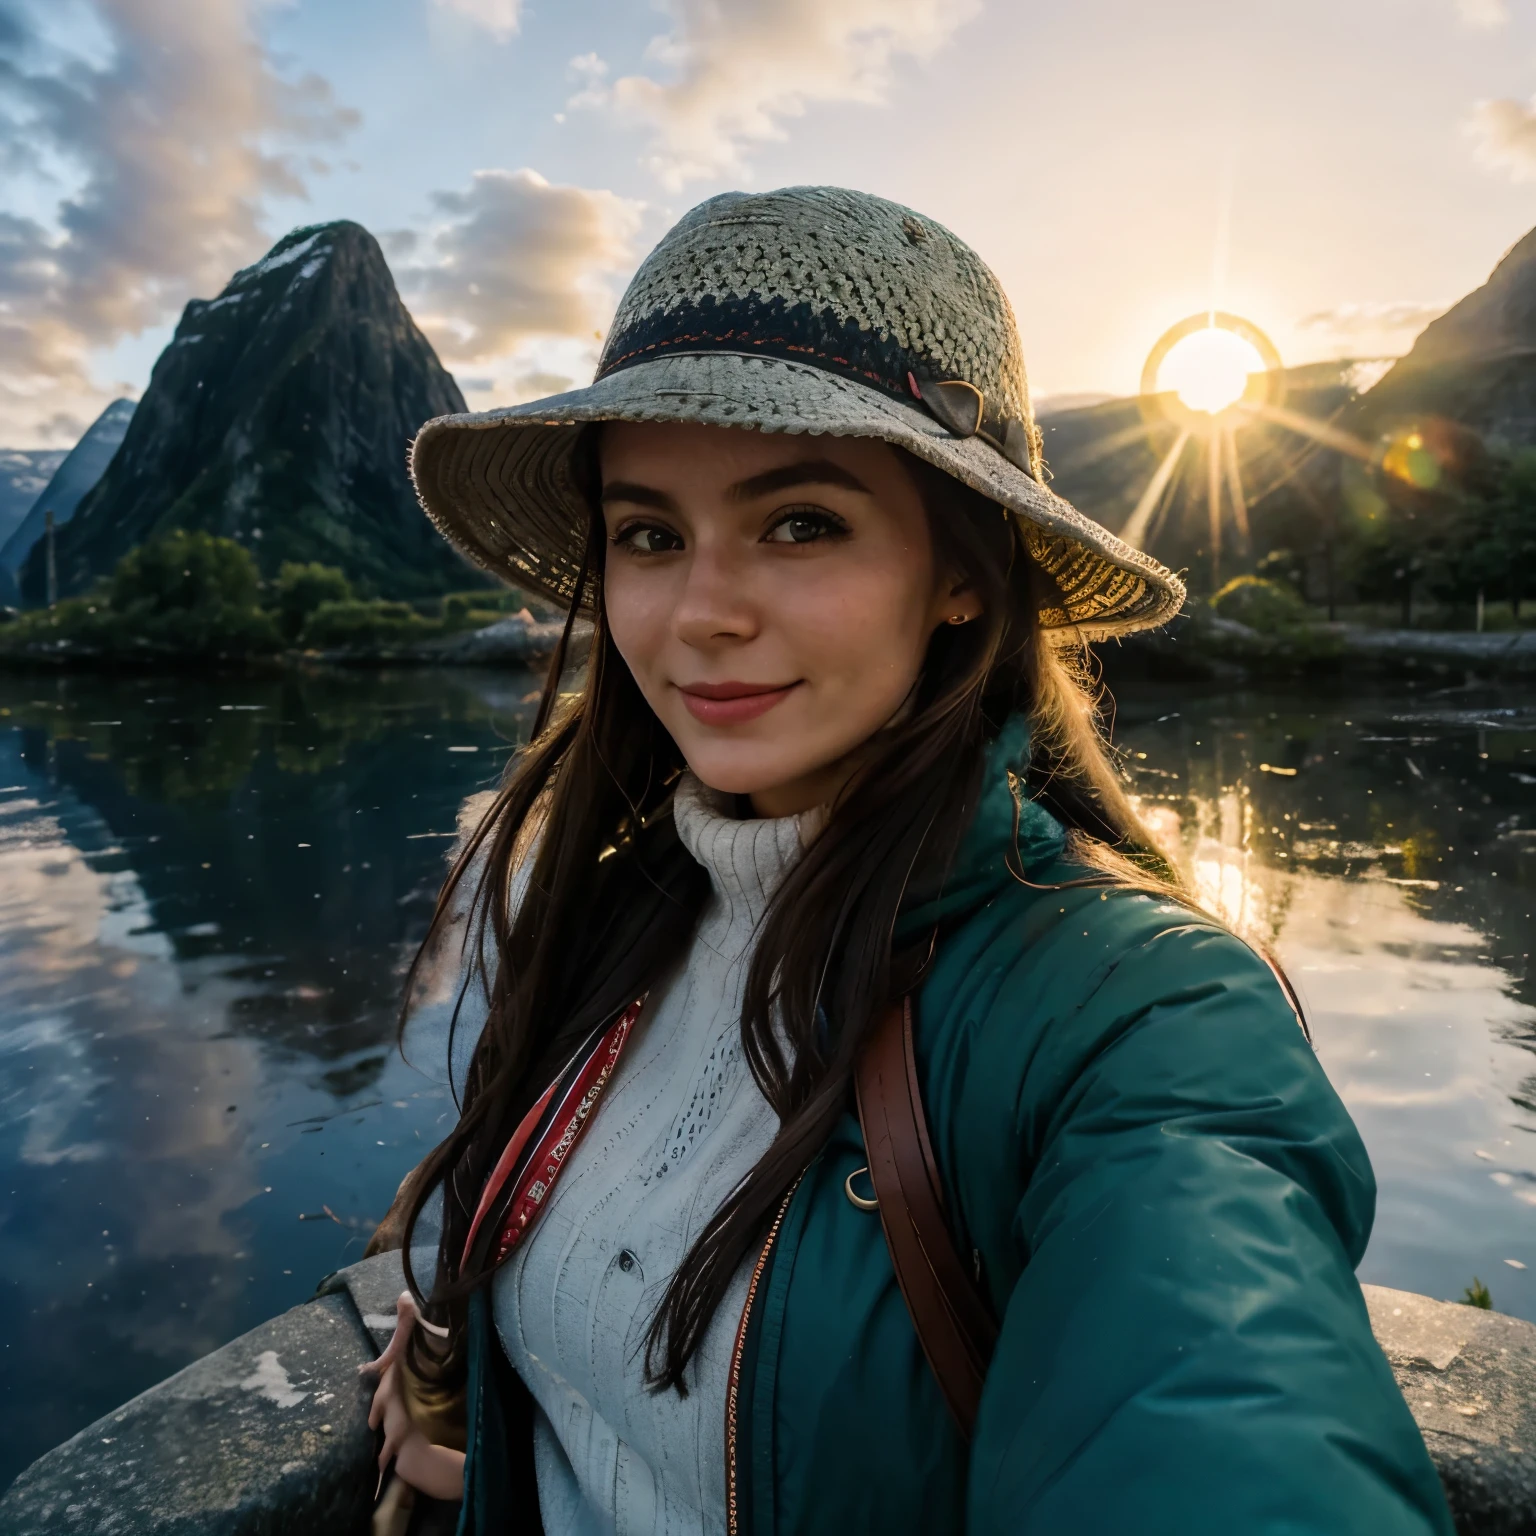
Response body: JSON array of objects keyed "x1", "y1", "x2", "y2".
[{"x1": 410, "y1": 351, "x2": 1184, "y2": 640}]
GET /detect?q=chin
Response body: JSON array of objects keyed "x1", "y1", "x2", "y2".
[{"x1": 682, "y1": 748, "x2": 800, "y2": 801}]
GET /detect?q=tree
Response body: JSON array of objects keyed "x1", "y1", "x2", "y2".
[
  {"x1": 110, "y1": 529, "x2": 263, "y2": 618},
  {"x1": 274, "y1": 561, "x2": 353, "y2": 641},
  {"x1": 105, "y1": 529, "x2": 278, "y2": 653},
  {"x1": 1488, "y1": 450, "x2": 1536, "y2": 620}
]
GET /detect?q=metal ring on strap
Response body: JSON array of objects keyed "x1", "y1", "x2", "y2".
[{"x1": 844, "y1": 1166, "x2": 879, "y2": 1212}]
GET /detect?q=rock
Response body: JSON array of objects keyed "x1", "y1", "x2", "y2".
[
  {"x1": 318, "y1": 1248, "x2": 416, "y2": 1355},
  {"x1": 1337, "y1": 626, "x2": 1536, "y2": 676},
  {"x1": 1364, "y1": 1284, "x2": 1536, "y2": 1534},
  {"x1": 0, "y1": 1292, "x2": 377, "y2": 1535},
  {"x1": 417, "y1": 613, "x2": 571, "y2": 665}
]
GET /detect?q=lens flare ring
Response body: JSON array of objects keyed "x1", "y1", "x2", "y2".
[{"x1": 1139, "y1": 311, "x2": 1286, "y2": 431}]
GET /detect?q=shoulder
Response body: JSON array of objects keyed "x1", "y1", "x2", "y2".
[
  {"x1": 928, "y1": 871, "x2": 1301, "y2": 1072},
  {"x1": 920, "y1": 878, "x2": 1375, "y2": 1286},
  {"x1": 921, "y1": 875, "x2": 1349, "y2": 1196}
]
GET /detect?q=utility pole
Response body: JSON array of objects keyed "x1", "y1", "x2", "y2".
[{"x1": 45, "y1": 509, "x2": 57, "y2": 609}]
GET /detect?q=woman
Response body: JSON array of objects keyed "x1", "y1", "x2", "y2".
[{"x1": 364, "y1": 185, "x2": 1453, "y2": 1534}]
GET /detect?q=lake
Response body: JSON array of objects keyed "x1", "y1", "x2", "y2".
[{"x1": 0, "y1": 666, "x2": 1533, "y2": 1491}]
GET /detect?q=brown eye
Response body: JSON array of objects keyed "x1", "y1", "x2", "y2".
[
  {"x1": 615, "y1": 524, "x2": 683, "y2": 554},
  {"x1": 763, "y1": 509, "x2": 848, "y2": 545}
]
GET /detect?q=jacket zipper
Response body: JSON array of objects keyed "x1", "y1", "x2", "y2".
[{"x1": 726, "y1": 1180, "x2": 801, "y2": 1536}]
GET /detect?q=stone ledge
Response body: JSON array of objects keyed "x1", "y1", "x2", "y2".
[
  {"x1": 1364, "y1": 1285, "x2": 1536, "y2": 1535},
  {"x1": 3, "y1": 1269, "x2": 1533, "y2": 1533},
  {"x1": 0, "y1": 1292, "x2": 377, "y2": 1535}
]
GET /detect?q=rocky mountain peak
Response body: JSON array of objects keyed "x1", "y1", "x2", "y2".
[
  {"x1": 24, "y1": 220, "x2": 472, "y2": 603},
  {"x1": 1388, "y1": 225, "x2": 1536, "y2": 374}
]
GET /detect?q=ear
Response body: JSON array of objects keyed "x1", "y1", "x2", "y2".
[{"x1": 931, "y1": 574, "x2": 983, "y2": 630}]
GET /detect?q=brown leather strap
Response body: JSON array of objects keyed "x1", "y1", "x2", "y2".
[{"x1": 855, "y1": 997, "x2": 999, "y2": 1437}]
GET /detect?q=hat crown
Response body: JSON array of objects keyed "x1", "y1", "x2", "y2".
[{"x1": 599, "y1": 186, "x2": 1033, "y2": 434}]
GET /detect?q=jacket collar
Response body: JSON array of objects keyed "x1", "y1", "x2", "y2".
[{"x1": 896, "y1": 713, "x2": 1065, "y2": 938}]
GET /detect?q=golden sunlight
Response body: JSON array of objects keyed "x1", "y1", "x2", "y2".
[{"x1": 1155, "y1": 325, "x2": 1266, "y2": 415}]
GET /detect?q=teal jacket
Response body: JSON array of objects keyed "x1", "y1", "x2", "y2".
[{"x1": 459, "y1": 719, "x2": 1454, "y2": 1536}]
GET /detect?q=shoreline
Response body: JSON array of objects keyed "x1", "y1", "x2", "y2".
[{"x1": 0, "y1": 612, "x2": 576, "y2": 672}]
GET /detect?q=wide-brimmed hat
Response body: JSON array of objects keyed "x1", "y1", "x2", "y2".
[{"x1": 410, "y1": 185, "x2": 1184, "y2": 638}]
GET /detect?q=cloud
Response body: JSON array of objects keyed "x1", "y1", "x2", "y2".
[
  {"x1": 566, "y1": 50, "x2": 609, "y2": 110},
  {"x1": 575, "y1": 0, "x2": 979, "y2": 188},
  {"x1": 0, "y1": 0, "x2": 356, "y2": 442},
  {"x1": 394, "y1": 167, "x2": 642, "y2": 363},
  {"x1": 430, "y1": 0, "x2": 521, "y2": 40},
  {"x1": 1297, "y1": 300, "x2": 1448, "y2": 342},
  {"x1": 1458, "y1": 0, "x2": 1508, "y2": 26},
  {"x1": 1468, "y1": 94, "x2": 1536, "y2": 179}
]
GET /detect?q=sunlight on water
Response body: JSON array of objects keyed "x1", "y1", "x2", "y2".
[{"x1": 1121, "y1": 689, "x2": 1536, "y2": 1318}]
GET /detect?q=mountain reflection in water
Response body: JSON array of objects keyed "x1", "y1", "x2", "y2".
[
  {"x1": 0, "y1": 671, "x2": 1533, "y2": 1491},
  {"x1": 0, "y1": 668, "x2": 535, "y2": 1490}
]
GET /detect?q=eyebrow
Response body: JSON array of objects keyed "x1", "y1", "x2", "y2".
[
  {"x1": 600, "y1": 457, "x2": 872, "y2": 513},
  {"x1": 726, "y1": 459, "x2": 872, "y2": 501},
  {"x1": 600, "y1": 480, "x2": 677, "y2": 512}
]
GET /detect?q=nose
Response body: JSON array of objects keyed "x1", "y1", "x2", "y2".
[{"x1": 671, "y1": 540, "x2": 759, "y2": 649}]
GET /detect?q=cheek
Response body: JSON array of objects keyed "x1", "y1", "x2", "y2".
[
  {"x1": 602, "y1": 565, "x2": 672, "y2": 684},
  {"x1": 778, "y1": 555, "x2": 932, "y2": 685}
]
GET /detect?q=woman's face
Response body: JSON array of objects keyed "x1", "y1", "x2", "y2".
[{"x1": 599, "y1": 421, "x2": 978, "y2": 818}]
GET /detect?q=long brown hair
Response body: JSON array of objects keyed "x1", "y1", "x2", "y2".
[{"x1": 397, "y1": 441, "x2": 1171, "y2": 1396}]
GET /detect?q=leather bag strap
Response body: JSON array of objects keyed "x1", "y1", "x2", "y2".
[{"x1": 854, "y1": 997, "x2": 999, "y2": 1437}]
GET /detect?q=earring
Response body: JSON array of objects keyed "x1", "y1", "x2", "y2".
[{"x1": 947, "y1": 613, "x2": 969, "y2": 625}]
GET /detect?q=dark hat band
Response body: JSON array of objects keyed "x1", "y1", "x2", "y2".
[{"x1": 597, "y1": 292, "x2": 1034, "y2": 476}]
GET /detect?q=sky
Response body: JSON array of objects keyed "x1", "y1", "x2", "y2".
[{"x1": 4, "y1": 0, "x2": 1536, "y2": 446}]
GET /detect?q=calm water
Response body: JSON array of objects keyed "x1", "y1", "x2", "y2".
[{"x1": 0, "y1": 668, "x2": 1533, "y2": 1491}]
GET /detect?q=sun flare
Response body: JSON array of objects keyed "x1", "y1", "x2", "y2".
[{"x1": 1156, "y1": 326, "x2": 1266, "y2": 415}]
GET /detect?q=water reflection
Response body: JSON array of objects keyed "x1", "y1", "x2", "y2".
[
  {"x1": 0, "y1": 668, "x2": 536, "y2": 1489},
  {"x1": 1, "y1": 671, "x2": 1534, "y2": 1492},
  {"x1": 1118, "y1": 688, "x2": 1536, "y2": 1320}
]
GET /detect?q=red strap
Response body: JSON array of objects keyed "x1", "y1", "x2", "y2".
[
  {"x1": 460, "y1": 1076, "x2": 561, "y2": 1268},
  {"x1": 462, "y1": 998, "x2": 643, "y2": 1270}
]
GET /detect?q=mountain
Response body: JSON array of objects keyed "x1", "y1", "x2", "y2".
[
  {"x1": 0, "y1": 450, "x2": 67, "y2": 552},
  {"x1": 0, "y1": 400, "x2": 135, "y2": 600},
  {"x1": 22, "y1": 222, "x2": 472, "y2": 604},
  {"x1": 1357, "y1": 225, "x2": 1536, "y2": 444},
  {"x1": 1035, "y1": 392, "x2": 1116, "y2": 419},
  {"x1": 1041, "y1": 359, "x2": 1370, "y2": 583}
]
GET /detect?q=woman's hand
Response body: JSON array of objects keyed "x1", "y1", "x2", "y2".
[{"x1": 358, "y1": 1291, "x2": 466, "y2": 1502}]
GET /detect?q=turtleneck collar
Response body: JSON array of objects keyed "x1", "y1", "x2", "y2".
[{"x1": 672, "y1": 772, "x2": 815, "y2": 930}]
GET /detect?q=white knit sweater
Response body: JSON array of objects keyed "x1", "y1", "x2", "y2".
[{"x1": 484, "y1": 775, "x2": 810, "y2": 1536}]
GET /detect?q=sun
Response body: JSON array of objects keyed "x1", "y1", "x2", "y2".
[
  {"x1": 1122, "y1": 309, "x2": 1290, "y2": 575},
  {"x1": 1119, "y1": 306, "x2": 1379, "y2": 592},
  {"x1": 1139, "y1": 310, "x2": 1285, "y2": 430},
  {"x1": 1157, "y1": 327, "x2": 1266, "y2": 415}
]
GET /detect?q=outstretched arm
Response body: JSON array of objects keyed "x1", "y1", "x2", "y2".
[{"x1": 968, "y1": 919, "x2": 1452, "y2": 1535}]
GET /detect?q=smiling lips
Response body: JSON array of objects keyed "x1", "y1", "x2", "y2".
[{"x1": 676, "y1": 679, "x2": 800, "y2": 725}]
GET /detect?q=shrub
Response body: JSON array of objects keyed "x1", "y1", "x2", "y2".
[
  {"x1": 1210, "y1": 575, "x2": 1312, "y2": 634},
  {"x1": 110, "y1": 529, "x2": 263, "y2": 618},
  {"x1": 1254, "y1": 548, "x2": 1307, "y2": 596},
  {"x1": 274, "y1": 561, "x2": 353, "y2": 641},
  {"x1": 0, "y1": 531, "x2": 281, "y2": 658},
  {"x1": 298, "y1": 598, "x2": 435, "y2": 649}
]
